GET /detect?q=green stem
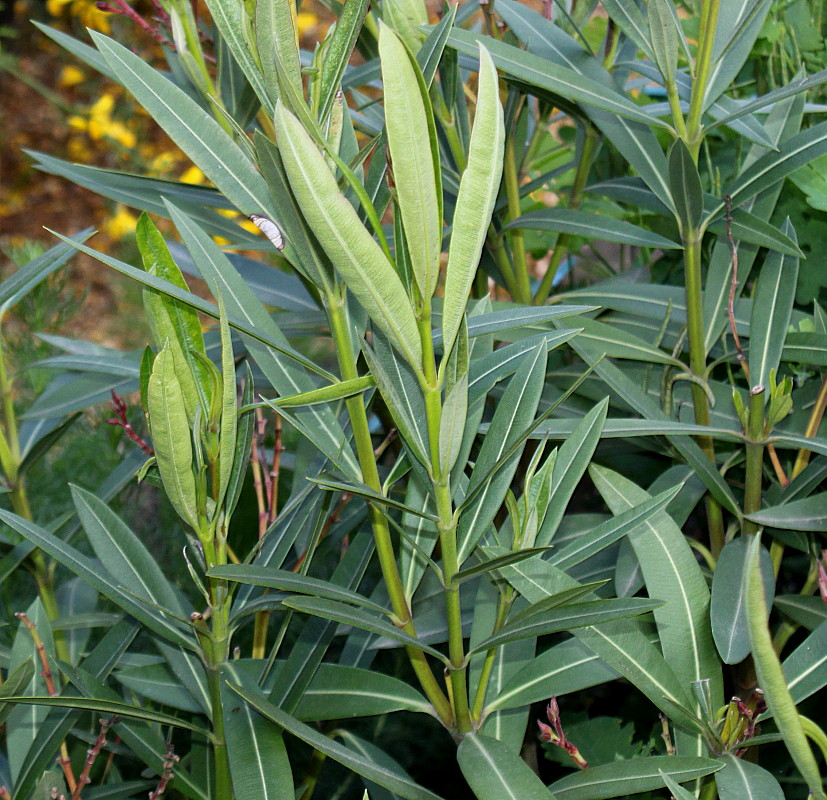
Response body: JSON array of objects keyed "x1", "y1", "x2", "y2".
[
  {"x1": 326, "y1": 293, "x2": 453, "y2": 725},
  {"x1": 503, "y1": 136, "x2": 531, "y2": 302},
  {"x1": 206, "y1": 595, "x2": 233, "y2": 800},
  {"x1": 686, "y1": 0, "x2": 722, "y2": 154},
  {"x1": 743, "y1": 386, "x2": 766, "y2": 536},
  {"x1": 684, "y1": 232, "x2": 726, "y2": 556},
  {"x1": 470, "y1": 590, "x2": 511, "y2": 721},
  {"x1": 533, "y1": 127, "x2": 598, "y2": 304},
  {"x1": 418, "y1": 302, "x2": 472, "y2": 735}
]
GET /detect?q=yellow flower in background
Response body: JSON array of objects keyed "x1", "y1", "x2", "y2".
[
  {"x1": 149, "y1": 151, "x2": 181, "y2": 174},
  {"x1": 106, "y1": 121, "x2": 136, "y2": 149},
  {"x1": 47, "y1": 0, "x2": 110, "y2": 31},
  {"x1": 104, "y1": 205, "x2": 138, "y2": 239},
  {"x1": 180, "y1": 165, "x2": 206, "y2": 184},
  {"x1": 58, "y1": 65, "x2": 86, "y2": 88},
  {"x1": 296, "y1": 11, "x2": 318, "y2": 37}
]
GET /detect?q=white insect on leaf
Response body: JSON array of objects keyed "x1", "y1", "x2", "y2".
[{"x1": 249, "y1": 214, "x2": 285, "y2": 251}]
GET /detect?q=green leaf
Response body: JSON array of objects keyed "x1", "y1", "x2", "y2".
[
  {"x1": 715, "y1": 754, "x2": 785, "y2": 800},
  {"x1": 549, "y1": 486, "x2": 680, "y2": 571},
  {"x1": 274, "y1": 101, "x2": 421, "y2": 368},
  {"x1": 164, "y1": 202, "x2": 358, "y2": 475},
  {"x1": 590, "y1": 466, "x2": 723, "y2": 729},
  {"x1": 0, "y1": 694, "x2": 209, "y2": 734},
  {"x1": 469, "y1": 598, "x2": 661, "y2": 654},
  {"x1": 148, "y1": 342, "x2": 199, "y2": 530},
  {"x1": 745, "y1": 492, "x2": 827, "y2": 532},
  {"x1": 548, "y1": 756, "x2": 722, "y2": 800},
  {"x1": 775, "y1": 595, "x2": 827, "y2": 631},
  {"x1": 255, "y1": 0, "x2": 302, "y2": 108},
  {"x1": 745, "y1": 534, "x2": 826, "y2": 800},
  {"x1": 597, "y1": 0, "x2": 654, "y2": 60},
  {"x1": 0, "y1": 660, "x2": 35, "y2": 727},
  {"x1": 658, "y1": 770, "x2": 700, "y2": 800},
  {"x1": 215, "y1": 290, "x2": 236, "y2": 512},
  {"x1": 668, "y1": 139, "x2": 703, "y2": 231},
  {"x1": 0, "y1": 510, "x2": 196, "y2": 651},
  {"x1": 209, "y1": 565, "x2": 389, "y2": 614},
  {"x1": 280, "y1": 596, "x2": 449, "y2": 663},
  {"x1": 442, "y1": 44, "x2": 505, "y2": 360},
  {"x1": 536, "y1": 397, "x2": 608, "y2": 546},
  {"x1": 295, "y1": 662, "x2": 432, "y2": 719},
  {"x1": 227, "y1": 682, "x2": 448, "y2": 800},
  {"x1": 91, "y1": 31, "x2": 275, "y2": 217},
  {"x1": 318, "y1": 0, "x2": 370, "y2": 122},
  {"x1": 708, "y1": 121, "x2": 827, "y2": 222},
  {"x1": 458, "y1": 734, "x2": 557, "y2": 799},
  {"x1": 784, "y1": 620, "x2": 827, "y2": 705},
  {"x1": 487, "y1": 638, "x2": 617, "y2": 713},
  {"x1": 748, "y1": 219, "x2": 799, "y2": 389},
  {"x1": 222, "y1": 663, "x2": 294, "y2": 800},
  {"x1": 439, "y1": 373, "x2": 467, "y2": 474},
  {"x1": 648, "y1": 0, "x2": 679, "y2": 86},
  {"x1": 504, "y1": 208, "x2": 680, "y2": 249},
  {"x1": 266, "y1": 376, "x2": 375, "y2": 408},
  {"x1": 456, "y1": 341, "x2": 548, "y2": 563},
  {"x1": 711, "y1": 537, "x2": 774, "y2": 665},
  {"x1": 566, "y1": 317, "x2": 684, "y2": 366},
  {"x1": 114, "y1": 663, "x2": 201, "y2": 714},
  {"x1": 452, "y1": 546, "x2": 553, "y2": 585},
  {"x1": 706, "y1": 207, "x2": 804, "y2": 257},
  {"x1": 445, "y1": 29, "x2": 672, "y2": 130},
  {"x1": 380, "y1": 23, "x2": 442, "y2": 298}
]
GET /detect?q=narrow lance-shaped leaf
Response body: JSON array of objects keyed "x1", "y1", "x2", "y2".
[
  {"x1": 648, "y1": 0, "x2": 679, "y2": 87},
  {"x1": 442, "y1": 44, "x2": 505, "y2": 360},
  {"x1": 255, "y1": 0, "x2": 302, "y2": 107},
  {"x1": 669, "y1": 139, "x2": 703, "y2": 231},
  {"x1": 745, "y1": 533, "x2": 827, "y2": 800},
  {"x1": 748, "y1": 219, "x2": 799, "y2": 389},
  {"x1": 274, "y1": 101, "x2": 422, "y2": 368},
  {"x1": 148, "y1": 342, "x2": 199, "y2": 531},
  {"x1": 380, "y1": 23, "x2": 442, "y2": 298}
]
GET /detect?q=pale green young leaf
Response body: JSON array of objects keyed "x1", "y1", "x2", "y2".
[
  {"x1": 256, "y1": 0, "x2": 302, "y2": 108},
  {"x1": 274, "y1": 101, "x2": 421, "y2": 368},
  {"x1": 265, "y1": 376, "x2": 375, "y2": 409},
  {"x1": 458, "y1": 734, "x2": 557, "y2": 800},
  {"x1": 648, "y1": 0, "x2": 679, "y2": 87},
  {"x1": 439, "y1": 373, "x2": 467, "y2": 475},
  {"x1": 90, "y1": 31, "x2": 275, "y2": 217},
  {"x1": 668, "y1": 138, "x2": 703, "y2": 231},
  {"x1": 214, "y1": 290, "x2": 236, "y2": 512},
  {"x1": 380, "y1": 24, "x2": 442, "y2": 298},
  {"x1": 748, "y1": 219, "x2": 798, "y2": 389},
  {"x1": 745, "y1": 534, "x2": 826, "y2": 800},
  {"x1": 383, "y1": 0, "x2": 428, "y2": 53},
  {"x1": 148, "y1": 343, "x2": 199, "y2": 530},
  {"x1": 442, "y1": 45, "x2": 505, "y2": 360}
]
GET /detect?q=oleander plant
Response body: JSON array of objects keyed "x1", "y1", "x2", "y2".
[{"x1": 1, "y1": 0, "x2": 827, "y2": 797}]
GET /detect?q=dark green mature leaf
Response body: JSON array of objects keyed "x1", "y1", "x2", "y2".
[
  {"x1": 469, "y1": 598, "x2": 661, "y2": 654},
  {"x1": 91, "y1": 32, "x2": 275, "y2": 217},
  {"x1": 784, "y1": 620, "x2": 827, "y2": 705},
  {"x1": 209, "y1": 565, "x2": 389, "y2": 614},
  {"x1": 548, "y1": 756, "x2": 722, "y2": 800},
  {"x1": 446, "y1": 29, "x2": 671, "y2": 130},
  {"x1": 715, "y1": 754, "x2": 784, "y2": 800},
  {"x1": 748, "y1": 219, "x2": 799, "y2": 389},
  {"x1": 0, "y1": 509, "x2": 196, "y2": 650},
  {"x1": 711, "y1": 538, "x2": 774, "y2": 664},
  {"x1": 227, "y1": 683, "x2": 448, "y2": 800},
  {"x1": 280, "y1": 596, "x2": 449, "y2": 663},
  {"x1": 775, "y1": 595, "x2": 827, "y2": 631},
  {"x1": 222, "y1": 663, "x2": 294, "y2": 800},
  {"x1": 668, "y1": 139, "x2": 703, "y2": 231},
  {"x1": 458, "y1": 734, "x2": 556, "y2": 799},
  {"x1": 0, "y1": 660, "x2": 35, "y2": 727},
  {"x1": 708, "y1": 121, "x2": 827, "y2": 222},
  {"x1": 746, "y1": 493, "x2": 827, "y2": 531},
  {"x1": 504, "y1": 209, "x2": 680, "y2": 248}
]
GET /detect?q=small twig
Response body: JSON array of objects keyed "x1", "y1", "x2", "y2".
[
  {"x1": 819, "y1": 550, "x2": 827, "y2": 607},
  {"x1": 724, "y1": 195, "x2": 749, "y2": 381},
  {"x1": 15, "y1": 613, "x2": 78, "y2": 793},
  {"x1": 660, "y1": 714, "x2": 676, "y2": 756},
  {"x1": 537, "y1": 697, "x2": 588, "y2": 769},
  {"x1": 71, "y1": 716, "x2": 119, "y2": 800},
  {"x1": 148, "y1": 742, "x2": 179, "y2": 799},
  {"x1": 251, "y1": 408, "x2": 268, "y2": 538},
  {"x1": 107, "y1": 392, "x2": 154, "y2": 456},
  {"x1": 268, "y1": 412, "x2": 282, "y2": 526},
  {"x1": 766, "y1": 442, "x2": 789, "y2": 487}
]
